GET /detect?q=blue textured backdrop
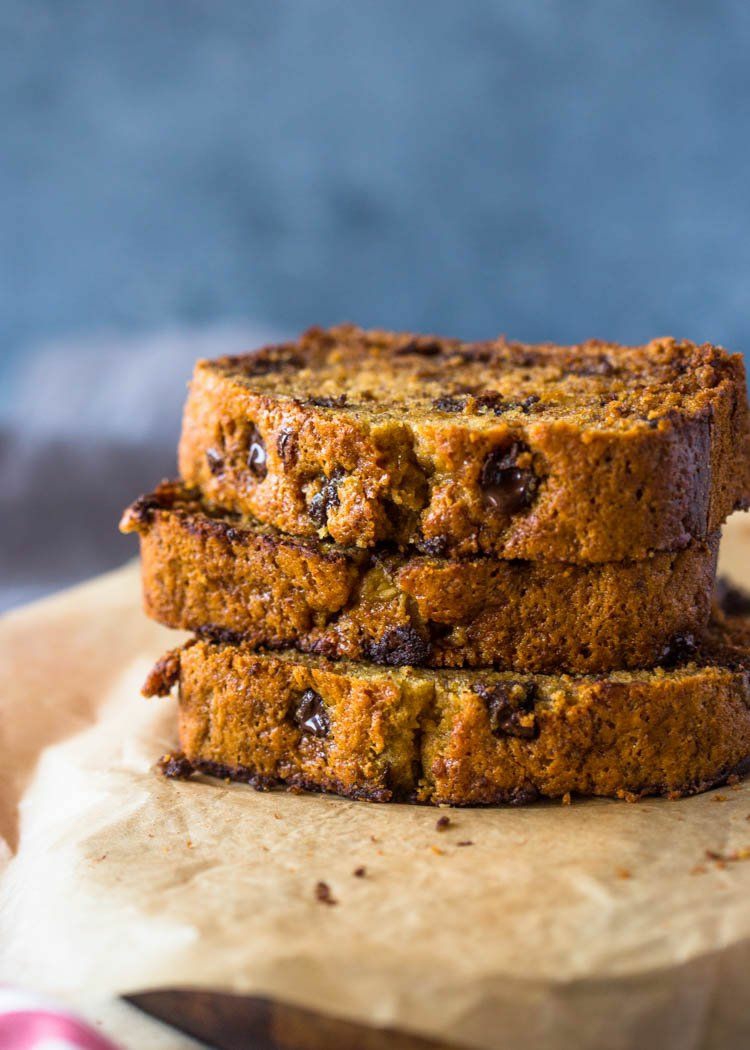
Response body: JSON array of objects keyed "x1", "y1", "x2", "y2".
[
  {"x1": 3, "y1": 1, "x2": 750, "y2": 604},
  {"x1": 3, "y1": 0, "x2": 750, "y2": 381}
]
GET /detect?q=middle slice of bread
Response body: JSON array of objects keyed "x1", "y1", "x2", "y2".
[{"x1": 122, "y1": 481, "x2": 718, "y2": 675}]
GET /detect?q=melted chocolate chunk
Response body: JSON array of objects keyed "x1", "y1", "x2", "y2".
[
  {"x1": 294, "y1": 689, "x2": 331, "y2": 737},
  {"x1": 659, "y1": 632, "x2": 698, "y2": 667},
  {"x1": 364, "y1": 625, "x2": 432, "y2": 666},
  {"x1": 247, "y1": 426, "x2": 267, "y2": 478},
  {"x1": 308, "y1": 467, "x2": 346, "y2": 528},
  {"x1": 475, "y1": 681, "x2": 538, "y2": 739},
  {"x1": 480, "y1": 442, "x2": 538, "y2": 514},
  {"x1": 206, "y1": 447, "x2": 224, "y2": 476},
  {"x1": 716, "y1": 577, "x2": 750, "y2": 618}
]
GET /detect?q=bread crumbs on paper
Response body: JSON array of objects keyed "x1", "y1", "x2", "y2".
[{"x1": 315, "y1": 881, "x2": 337, "y2": 905}]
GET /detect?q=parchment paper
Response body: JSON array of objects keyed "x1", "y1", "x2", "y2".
[{"x1": 2, "y1": 515, "x2": 750, "y2": 1050}]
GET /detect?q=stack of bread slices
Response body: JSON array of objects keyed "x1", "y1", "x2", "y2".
[{"x1": 121, "y1": 325, "x2": 750, "y2": 805}]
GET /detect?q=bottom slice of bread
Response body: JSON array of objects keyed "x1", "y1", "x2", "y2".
[{"x1": 144, "y1": 616, "x2": 750, "y2": 805}]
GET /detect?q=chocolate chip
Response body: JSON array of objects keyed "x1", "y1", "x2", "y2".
[
  {"x1": 716, "y1": 577, "x2": 750, "y2": 618},
  {"x1": 659, "y1": 633, "x2": 698, "y2": 668},
  {"x1": 158, "y1": 752, "x2": 194, "y2": 779},
  {"x1": 480, "y1": 442, "x2": 538, "y2": 514},
  {"x1": 294, "y1": 689, "x2": 331, "y2": 737},
  {"x1": 436, "y1": 815, "x2": 451, "y2": 831},
  {"x1": 475, "y1": 681, "x2": 538, "y2": 739},
  {"x1": 520, "y1": 394, "x2": 540, "y2": 412},
  {"x1": 247, "y1": 426, "x2": 267, "y2": 478},
  {"x1": 308, "y1": 467, "x2": 345, "y2": 528},
  {"x1": 315, "y1": 880, "x2": 337, "y2": 905},
  {"x1": 309, "y1": 394, "x2": 348, "y2": 408},
  {"x1": 432, "y1": 395, "x2": 466, "y2": 413},
  {"x1": 276, "y1": 428, "x2": 297, "y2": 465},
  {"x1": 206, "y1": 447, "x2": 224, "y2": 476},
  {"x1": 364, "y1": 625, "x2": 432, "y2": 667},
  {"x1": 395, "y1": 339, "x2": 443, "y2": 357}
]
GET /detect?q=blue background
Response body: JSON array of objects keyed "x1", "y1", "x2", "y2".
[
  {"x1": 2, "y1": 1, "x2": 750, "y2": 604},
  {"x1": 3, "y1": 1, "x2": 750, "y2": 374}
]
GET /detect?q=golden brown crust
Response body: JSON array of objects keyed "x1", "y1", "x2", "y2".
[
  {"x1": 121, "y1": 481, "x2": 719, "y2": 674},
  {"x1": 146, "y1": 617, "x2": 750, "y2": 805},
  {"x1": 177, "y1": 325, "x2": 750, "y2": 561}
]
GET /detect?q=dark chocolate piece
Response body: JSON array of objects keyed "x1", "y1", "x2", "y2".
[
  {"x1": 308, "y1": 468, "x2": 345, "y2": 528},
  {"x1": 294, "y1": 689, "x2": 331, "y2": 737},
  {"x1": 480, "y1": 442, "x2": 538, "y2": 514},
  {"x1": 364, "y1": 625, "x2": 432, "y2": 667},
  {"x1": 475, "y1": 680, "x2": 538, "y2": 739}
]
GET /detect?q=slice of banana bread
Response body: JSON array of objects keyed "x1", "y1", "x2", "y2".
[
  {"x1": 121, "y1": 481, "x2": 719, "y2": 674},
  {"x1": 146, "y1": 614, "x2": 750, "y2": 805},
  {"x1": 177, "y1": 325, "x2": 750, "y2": 561}
]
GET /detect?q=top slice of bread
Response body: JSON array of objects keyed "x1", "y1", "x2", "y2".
[{"x1": 178, "y1": 324, "x2": 750, "y2": 560}]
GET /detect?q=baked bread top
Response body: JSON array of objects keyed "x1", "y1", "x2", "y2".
[{"x1": 178, "y1": 325, "x2": 750, "y2": 560}]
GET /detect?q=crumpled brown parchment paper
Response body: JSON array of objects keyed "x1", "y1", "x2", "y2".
[{"x1": 2, "y1": 515, "x2": 750, "y2": 1050}]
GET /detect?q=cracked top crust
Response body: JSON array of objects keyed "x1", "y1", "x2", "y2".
[{"x1": 178, "y1": 324, "x2": 750, "y2": 560}]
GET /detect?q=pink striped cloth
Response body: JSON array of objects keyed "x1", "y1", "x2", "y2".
[{"x1": 0, "y1": 988, "x2": 121, "y2": 1050}]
